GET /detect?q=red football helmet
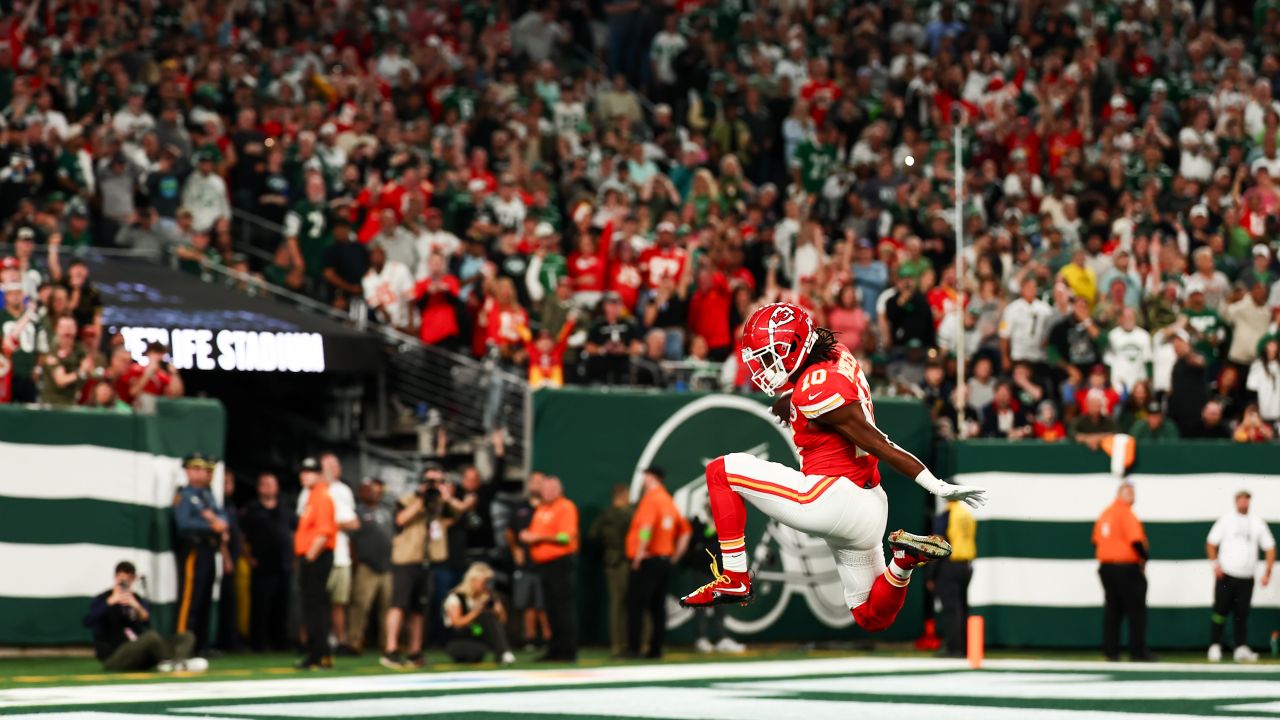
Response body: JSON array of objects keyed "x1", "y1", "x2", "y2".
[{"x1": 741, "y1": 302, "x2": 816, "y2": 396}]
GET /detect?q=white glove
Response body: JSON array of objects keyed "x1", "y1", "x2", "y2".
[{"x1": 914, "y1": 469, "x2": 988, "y2": 509}]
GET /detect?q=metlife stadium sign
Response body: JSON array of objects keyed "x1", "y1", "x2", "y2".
[
  {"x1": 89, "y1": 258, "x2": 381, "y2": 374},
  {"x1": 120, "y1": 326, "x2": 326, "y2": 372}
]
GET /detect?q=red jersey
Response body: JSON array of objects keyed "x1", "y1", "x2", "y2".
[
  {"x1": 483, "y1": 303, "x2": 528, "y2": 349},
  {"x1": 608, "y1": 261, "x2": 642, "y2": 311},
  {"x1": 569, "y1": 222, "x2": 615, "y2": 293},
  {"x1": 638, "y1": 246, "x2": 687, "y2": 288},
  {"x1": 415, "y1": 275, "x2": 461, "y2": 345},
  {"x1": 788, "y1": 344, "x2": 879, "y2": 485},
  {"x1": 799, "y1": 79, "x2": 841, "y2": 127},
  {"x1": 688, "y1": 271, "x2": 732, "y2": 350},
  {"x1": 518, "y1": 319, "x2": 574, "y2": 389},
  {"x1": 116, "y1": 364, "x2": 173, "y2": 406},
  {"x1": 567, "y1": 251, "x2": 607, "y2": 292}
]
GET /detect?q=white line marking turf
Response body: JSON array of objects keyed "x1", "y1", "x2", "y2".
[{"x1": 0, "y1": 658, "x2": 1275, "y2": 712}]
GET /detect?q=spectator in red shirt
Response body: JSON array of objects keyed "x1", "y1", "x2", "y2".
[
  {"x1": 414, "y1": 254, "x2": 461, "y2": 348},
  {"x1": 568, "y1": 222, "x2": 613, "y2": 306},
  {"x1": 799, "y1": 58, "x2": 841, "y2": 127},
  {"x1": 926, "y1": 265, "x2": 962, "y2": 330},
  {"x1": 1032, "y1": 401, "x2": 1067, "y2": 442},
  {"x1": 479, "y1": 277, "x2": 529, "y2": 359},
  {"x1": 688, "y1": 268, "x2": 732, "y2": 361},
  {"x1": 517, "y1": 315, "x2": 576, "y2": 389},
  {"x1": 1045, "y1": 115, "x2": 1083, "y2": 175},
  {"x1": 1076, "y1": 364, "x2": 1121, "y2": 417},
  {"x1": 639, "y1": 222, "x2": 688, "y2": 291},
  {"x1": 116, "y1": 341, "x2": 185, "y2": 407},
  {"x1": 608, "y1": 240, "x2": 643, "y2": 312},
  {"x1": 1005, "y1": 117, "x2": 1043, "y2": 176}
]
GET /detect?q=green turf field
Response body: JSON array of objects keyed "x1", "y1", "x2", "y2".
[{"x1": 1, "y1": 649, "x2": 1278, "y2": 719}]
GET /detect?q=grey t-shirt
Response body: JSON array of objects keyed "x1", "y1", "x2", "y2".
[{"x1": 352, "y1": 500, "x2": 395, "y2": 573}]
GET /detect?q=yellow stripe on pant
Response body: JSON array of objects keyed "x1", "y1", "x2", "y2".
[{"x1": 176, "y1": 550, "x2": 196, "y2": 633}]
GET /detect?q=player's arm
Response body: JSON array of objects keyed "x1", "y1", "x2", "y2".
[
  {"x1": 817, "y1": 404, "x2": 926, "y2": 477},
  {"x1": 770, "y1": 390, "x2": 792, "y2": 425},
  {"x1": 817, "y1": 404, "x2": 987, "y2": 508}
]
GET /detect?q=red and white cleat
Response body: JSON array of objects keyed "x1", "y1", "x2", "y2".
[
  {"x1": 679, "y1": 551, "x2": 753, "y2": 608},
  {"x1": 887, "y1": 529, "x2": 952, "y2": 568}
]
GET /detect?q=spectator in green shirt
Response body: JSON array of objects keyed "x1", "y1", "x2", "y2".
[
  {"x1": 1128, "y1": 399, "x2": 1181, "y2": 440},
  {"x1": 1071, "y1": 390, "x2": 1119, "y2": 450},
  {"x1": 39, "y1": 316, "x2": 90, "y2": 407}
]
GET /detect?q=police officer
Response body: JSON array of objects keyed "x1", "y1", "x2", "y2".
[
  {"x1": 588, "y1": 484, "x2": 633, "y2": 655},
  {"x1": 173, "y1": 453, "x2": 227, "y2": 655}
]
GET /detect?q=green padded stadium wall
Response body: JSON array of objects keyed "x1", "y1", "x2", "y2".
[
  {"x1": 940, "y1": 440, "x2": 1280, "y2": 649},
  {"x1": 531, "y1": 388, "x2": 931, "y2": 646},
  {"x1": 0, "y1": 399, "x2": 226, "y2": 645}
]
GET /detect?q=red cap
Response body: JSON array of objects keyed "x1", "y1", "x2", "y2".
[{"x1": 0, "y1": 257, "x2": 18, "y2": 270}]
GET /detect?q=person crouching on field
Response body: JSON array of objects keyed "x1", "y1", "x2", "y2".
[
  {"x1": 442, "y1": 563, "x2": 515, "y2": 665},
  {"x1": 83, "y1": 561, "x2": 206, "y2": 673}
]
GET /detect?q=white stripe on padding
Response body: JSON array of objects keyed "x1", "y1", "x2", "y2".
[
  {"x1": 0, "y1": 543, "x2": 179, "y2": 603},
  {"x1": 968, "y1": 557, "x2": 1280, "y2": 609},
  {"x1": 955, "y1": 472, "x2": 1280, "y2": 523},
  {"x1": 1110, "y1": 434, "x2": 1133, "y2": 477},
  {"x1": 797, "y1": 395, "x2": 844, "y2": 418},
  {"x1": 0, "y1": 442, "x2": 207, "y2": 509}
]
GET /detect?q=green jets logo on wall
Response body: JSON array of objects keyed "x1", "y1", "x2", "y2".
[{"x1": 628, "y1": 395, "x2": 854, "y2": 635}]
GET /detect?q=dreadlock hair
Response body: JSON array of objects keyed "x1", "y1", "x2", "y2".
[
  {"x1": 770, "y1": 327, "x2": 842, "y2": 427},
  {"x1": 795, "y1": 327, "x2": 841, "y2": 376}
]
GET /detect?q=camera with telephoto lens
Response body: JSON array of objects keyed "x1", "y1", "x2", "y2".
[
  {"x1": 418, "y1": 477, "x2": 442, "y2": 500},
  {"x1": 419, "y1": 463, "x2": 445, "y2": 503}
]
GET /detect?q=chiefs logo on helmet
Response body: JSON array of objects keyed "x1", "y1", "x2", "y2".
[{"x1": 741, "y1": 302, "x2": 816, "y2": 396}]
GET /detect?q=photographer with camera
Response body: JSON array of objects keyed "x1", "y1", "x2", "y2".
[
  {"x1": 83, "y1": 561, "x2": 204, "y2": 672},
  {"x1": 441, "y1": 562, "x2": 515, "y2": 665},
  {"x1": 381, "y1": 463, "x2": 449, "y2": 669}
]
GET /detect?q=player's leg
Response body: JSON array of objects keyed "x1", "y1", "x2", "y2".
[
  {"x1": 818, "y1": 483, "x2": 904, "y2": 632},
  {"x1": 683, "y1": 452, "x2": 837, "y2": 607},
  {"x1": 820, "y1": 483, "x2": 950, "y2": 633}
]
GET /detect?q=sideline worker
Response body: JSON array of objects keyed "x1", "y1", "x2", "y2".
[{"x1": 1092, "y1": 483, "x2": 1155, "y2": 662}]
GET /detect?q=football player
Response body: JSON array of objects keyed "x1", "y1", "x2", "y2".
[{"x1": 680, "y1": 302, "x2": 987, "y2": 633}]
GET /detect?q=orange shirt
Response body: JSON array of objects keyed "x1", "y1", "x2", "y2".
[
  {"x1": 626, "y1": 486, "x2": 691, "y2": 560},
  {"x1": 529, "y1": 496, "x2": 579, "y2": 564},
  {"x1": 294, "y1": 481, "x2": 337, "y2": 556},
  {"x1": 1092, "y1": 499, "x2": 1147, "y2": 564}
]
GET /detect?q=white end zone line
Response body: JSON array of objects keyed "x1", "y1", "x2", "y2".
[{"x1": 0, "y1": 656, "x2": 1274, "y2": 710}]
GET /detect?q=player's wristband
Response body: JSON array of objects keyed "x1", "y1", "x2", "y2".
[{"x1": 913, "y1": 468, "x2": 947, "y2": 495}]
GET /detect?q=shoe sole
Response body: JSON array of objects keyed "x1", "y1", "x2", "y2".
[
  {"x1": 678, "y1": 591, "x2": 754, "y2": 609},
  {"x1": 887, "y1": 530, "x2": 953, "y2": 561}
]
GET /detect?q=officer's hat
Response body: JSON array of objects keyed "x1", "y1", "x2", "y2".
[{"x1": 182, "y1": 452, "x2": 214, "y2": 470}]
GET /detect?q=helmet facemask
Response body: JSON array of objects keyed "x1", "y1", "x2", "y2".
[{"x1": 742, "y1": 332, "x2": 816, "y2": 397}]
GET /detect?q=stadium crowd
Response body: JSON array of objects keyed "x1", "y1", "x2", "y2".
[{"x1": 1, "y1": 0, "x2": 1280, "y2": 443}]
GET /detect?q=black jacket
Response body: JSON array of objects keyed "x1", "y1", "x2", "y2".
[{"x1": 83, "y1": 589, "x2": 151, "y2": 660}]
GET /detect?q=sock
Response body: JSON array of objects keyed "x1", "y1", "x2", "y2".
[
  {"x1": 718, "y1": 537, "x2": 747, "y2": 574},
  {"x1": 706, "y1": 457, "x2": 748, "y2": 573},
  {"x1": 851, "y1": 571, "x2": 909, "y2": 632},
  {"x1": 889, "y1": 553, "x2": 916, "y2": 582}
]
